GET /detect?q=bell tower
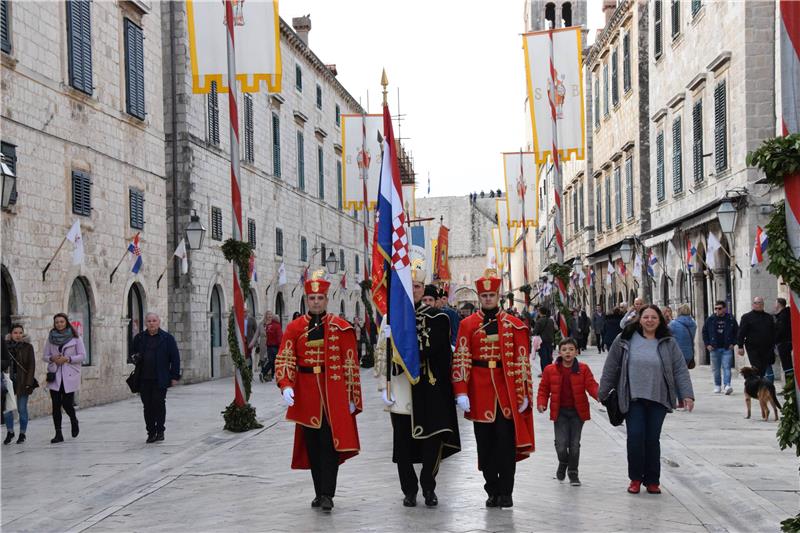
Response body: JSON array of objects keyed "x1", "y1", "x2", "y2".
[{"x1": 525, "y1": 0, "x2": 587, "y2": 32}]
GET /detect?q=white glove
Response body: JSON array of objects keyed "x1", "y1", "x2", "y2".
[
  {"x1": 518, "y1": 397, "x2": 529, "y2": 413},
  {"x1": 282, "y1": 387, "x2": 295, "y2": 407},
  {"x1": 456, "y1": 394, "x2": 471, "y2": 413},
  {"x1": 349, "y1": 401, "x2": 356, "y2": 414},
  {"x1": 381, "y1": 389, "x2": 396, "y2": 407},
  {"x1": 383, "y1": 324, "x2": 392, "y2": 339}
]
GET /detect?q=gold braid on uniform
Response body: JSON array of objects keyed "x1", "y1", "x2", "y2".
[
  {"x1": 451, "y1": 336, "x2": 472, "y2": 384},
  {"x1": 275, "y1": 339, "x2": 296, "y2": 384},
  {"x1": 342, "y1": 333, "x2": 362, "y2": 409}
]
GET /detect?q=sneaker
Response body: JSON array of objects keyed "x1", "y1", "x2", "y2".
[
  {"x1": 556, "y1": 463, "x2": 567, "y2": 481},
  {"x1": 713, "y1": 386, "x2": 721, "y2": 394},
  {"x1": 627, "y1": 480, "x2": 642, "y2": 494},
  {"x1": 16, "y1": 433, "x2": 25, "y2": 444},
  {"x1": 724, "y1": 385, "x2": 733, "y2": 395},
  {"x1": 568, "y1": 471, "x2": 581, "y2": 486}
]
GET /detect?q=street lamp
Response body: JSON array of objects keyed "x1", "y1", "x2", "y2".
[
  {"x1": 619, "y1": 238, "x2": 633, "y2": 265},
  {"x1": 185, "y1": 209, "x2": 206, "y2": 250},
  {"x1": 717, "y1": 200, "x2": 738, "y2": 238},
  {"x1": 1, "y1": 157, "x2": 17, "y2": 209},
  {"x1": 325, "y1": 249, "x2": 339, "y2": 275}
]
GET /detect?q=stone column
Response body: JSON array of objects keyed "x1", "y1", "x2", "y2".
[{"x1": 693, "y1": 271, "x2": 709, "y2": 365}]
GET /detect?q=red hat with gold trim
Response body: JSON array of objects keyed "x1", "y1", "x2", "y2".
[
  {"x1": 475, "y1": 268, "x2": 501, "y2": 294},
  {"x1": 304, "y1": 269, "x2": 331, "y2": 296}
]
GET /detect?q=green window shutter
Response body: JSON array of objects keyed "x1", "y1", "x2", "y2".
[
  {"x1": 71, "y1": 170, "x2": 92, "y2": 217},
  {"x1": 625, "y1": 157, "x2": 634, "y2": 219},
  {"x1": 129, "y1": 188, "x2": 144, "y2": 229},
  {"x1": 317, "y1": 146, "x2": 324, "y2": 199},
  {"x1": 654, "y1": 0, "x2": 663, "y2": 58},
  {"x1": 295, "y1": 64, "x2": 302, "y2": 91},
  {"x1": 272, "y1": 113, "x2": 281, "y2": 177},
  {"x1": 603, "y1": 64, "x2": 609, "y2": 116},
  {"x1": 67, "y1": 0, "x2": 92, "y2": 95},
  {"x1": 611, "y1": 48, "x2": 619, "y2": 106},
  {"x1": 691, "y1": 0, "x2": 702, "y2": 16},
  {"x1": 604, "y1": 176, "x2": 611, "y2": 228},
  {"x1": 211, "y1": 207, "x2": 222, "y2": 240},
  {"x1": 692, "y1": 100, "x2": 703, "y2": 183},
  {"x1": 300, "y1": 236, "x2": 307, "y2": 261},
  {"x1": 124, "y1": 19, "x2": 145, "y2": 120},
  {"x1": 622, "y1": 33, "x2": 631, "y2": 93},
  {"x1": 208, "y1": 81, "x2": 219, "y2": 145},
  {"x1": 672, "y1": 117, "x2": 682, "y2": 193},
  {"x1": 276, "y1": 228, "x2": 283, "y2": 256},
  {"x1": 244, "y1": 94, "x2": 254, "y2": 163},
  {"x1": 297, "y1": 131, "x2": 304, "y2": 190},
  {"x1": 614, "y1": 166, "x2": 622, "y2": 225},
  {"x1": 671, "y1": 0, "x2": 680, "y2": 38},
  {"x1": 247, "y1": 218, "x2": 256, "y2": 247},
  {"x1": 1, "y1": 0, "x2": 11, "y2": 54},
  {"x1": 593, "y1": 77, "x2": 600, "y2": 127},
  {"x1": 714, "y1": 81, "x2": 727, "y2": 172},
  {"x1": 336, "y1": 160, "x2": 342, "y2": 210},
  {"x1": 656, "y1": 132, "x2": 665, "y2": 201}
]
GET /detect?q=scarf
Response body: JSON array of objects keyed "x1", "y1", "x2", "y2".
[{"x1": 48, "y1": 328, "x2": 74, "y2": 347}]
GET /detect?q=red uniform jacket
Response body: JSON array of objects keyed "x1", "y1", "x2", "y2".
[
  {"x1": 276, "y1": 314, "x2": 362, "y2": 469},
  {"x1": 537, "y1": 358, "x2": 599, "y2": 422},
  {"x1": 452, "y1": 309, "x2": 535, "y2": 460}
]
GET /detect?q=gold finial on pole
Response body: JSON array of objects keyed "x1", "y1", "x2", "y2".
[{"x1": 381, "y1": 68, "x2": 388, "y2": 106}]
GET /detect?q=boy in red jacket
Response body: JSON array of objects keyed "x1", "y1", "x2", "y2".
[{"x1": 537, "y1": 337, "x2": 599, "y2": 486}]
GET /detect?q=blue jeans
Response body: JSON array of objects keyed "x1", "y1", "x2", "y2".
[
  {"x1": 5, "y1": 394, "x2": 29, "y2": 433},
  {"x1": 539, "y1": 342, "x2": 554, "y2": 372},
  {"x1": 710, "y1": 348, "x2": 733, "y2": 387},
  {"x1": 625, "y1": 399, "x2": 668, "y2": 485}
]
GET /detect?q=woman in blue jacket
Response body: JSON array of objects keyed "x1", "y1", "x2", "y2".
[{"x1": 668, "y1": 304, "x2": 697, "y2": 367}]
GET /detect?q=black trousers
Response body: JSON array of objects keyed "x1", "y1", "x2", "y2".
[
  {"x1": 390, "y1": 413, "x2": 443, "y2": 496},
  {"x1": 777, "y1": 342, "x2": 793, "y2": 377},
  {"x1": 473, "y1": 407, "x2": 517, "y2": 497},
  {"x1": 554, "y1": 407, "x2": 584, "y2": 472},
  {"x1": 303, "y1": 414, "x2": 340, "y2": 498},
  {"x1": 140, "y1": 380, "x2": 167, "y2": 435},
  {"x1": 50, "y1": 383, "x2": 77, "y2": 430}
]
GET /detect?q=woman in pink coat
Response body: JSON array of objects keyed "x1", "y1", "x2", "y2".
[{"x1": 42, "y1": 313, "x2": 85, "y2": 443}]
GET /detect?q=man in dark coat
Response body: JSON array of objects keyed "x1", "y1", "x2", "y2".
[
  {"x1": 737, "y1": 297, "x2": 776, "y2": 379},
  {"x1": 384, "y1": 277, "x2": 461, "y2": 508},
  {"x1": 774, "y1": 297, "x2": 792, "y2": 378},
  {"x1": 592, "y1": 305, "x2": 606, "y2": 352},
  {"x1": 603, "y1": 306, "x2": 624, "y2": 350},
  {"x1": 131, "y1": 312, "x2": 181, "y2": 443}
]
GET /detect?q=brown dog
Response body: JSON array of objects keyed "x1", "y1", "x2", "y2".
[{"x1": 739, "y1": 367, "x2": 782, "y2": 421}]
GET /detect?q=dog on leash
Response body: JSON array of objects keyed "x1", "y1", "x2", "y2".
[{"x1": 739, "y1": 367, "x2": 782, "y2": 421}]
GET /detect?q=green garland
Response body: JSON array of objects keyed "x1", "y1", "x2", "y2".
[
  {"x1": 544, "y1": 262, "x2": 573, "y2": 344},
  {"x1": 222, "y1": 401, "x2": 262, "y2": 433},
  {"x1": 746, "y1": 133, "x2": 800, "y2": 187},
  {"x1": 765, "y1": 202, "x2": 800, "y2": 295},
  {"x1": 778, "y1": 377, "x2": 800, "y2": 532},
  {"x1": 221, "y1": 239, "x2": 254, "y2": 296}
]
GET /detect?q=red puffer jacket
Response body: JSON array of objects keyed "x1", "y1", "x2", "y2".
[{"x1": 537, "y1": 358, "x2": 599, "y2": 422}]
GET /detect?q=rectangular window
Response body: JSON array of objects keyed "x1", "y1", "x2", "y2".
[
  {"x1": 672, "y1": 117, "x2": 683, "y2": 193},
  {"x1": 300, "y1": 236, "x2": 307, "y2": 262},
  {"x1": 336, "y1": 160, "x2": 343, "y2": 210},
  {"x1": 207, "y1": 81, "x2": 220, "y2": 145},
  {"x1": 276, "y1": 228, "x2": 284, "y2": 256},
  {"x1": 211, "y1": 207, "x2": 222, "y2": 240},
  {"x1": 297, "y1": 131, "x2": 305, "y2": 190},
  {"x1": 611, "y1": 47, "x2": 619, "y2": 106},
  {"x1": 71, "y1": 170, "x2": 92, "y2": 217},
  {"x1": 339, "y1": 249, "x2": 345, "y2": 271},
  {"x1": 124, "y1": 19, "x2": 145, "y2": 120},
  {"x1": 692, "y1": 100, "x2": 704, "y2": 183},
  {"x1": 603, "y1": 63, "x2": 609, "y2": 117},
  {"x1": 625, "y1": 157, "x2": 634, "y2": 219},
  {"x1": 1, "y1": 0, "x2": 11, "y2": 54},
  {"x1": 320, "y1": 244, "x2": 327, "y2": 266},
  {"x1": 295, "y1": 64, "x2": 302, "y2": 91},
  {"x1": 1, "y1": 141, "x2": 16, "y2": 205},
  {"x1": 614, "y1": 166, "x2": 622, "y2": 225},
  {"x1": 622, "y1": 32, "x2": 631, "y2": 93},
  {"x1": 355, "y1": 254, "x2": 360, "y2": 275},
  {"x1": 572, "y1": 189, "x2": 578, "y2": 234},
  {"x1": 691, "y1": 0, "x2": 702, "y2": 16},
  {"x1": 593, "y1": 77, "x2": 600, "y2": 127},
  {"x1": 317, "y1": 146, "x2": 324, "y2": 199},
  {"x1": 604, "y1": 176, "x2": 611, "y2": 229},
  {"x1": 247, "y1": 218, "x2": 256, "y2": 247},
  {"x1": 243, "y1": 93, "x2": 254, "y2": 163},
  {"x1": 671, "y1": 0, "x2": 680, "y2": 38},
  {"x1": 272, "y1": 113, "x2": 281, "y2": 177},
  {"x1": 579, "y1": 182, "x2": 585, "y2": 229},
  {"x1": 316, "y1": 84, "x2": 322, "y2": 109},
  {"x1": 656, "y1": 131, "x2": 665, "y2": 201},
  {"x1": 67, "y1": 0, "x2": 93, "y2": 95},
  {"x1": 335, "y1": 104, "x2": 341, "y2": 127},
  {"x1": 654, "y1": 0, "x2": 663, "y2": 58},
  {"x1": 714, "y1": 81, "x2": 728, "y2": 172},
  {"x1": 129, "y1": 188, "x2": 144, "y2": 229},
  {"x1": 596, "y1": 182, "x2": 602, "y2": 232}
]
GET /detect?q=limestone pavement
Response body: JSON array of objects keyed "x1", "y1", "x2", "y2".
[{"x1": 1, "y1": 348, "x2": 796, "y2": 532}]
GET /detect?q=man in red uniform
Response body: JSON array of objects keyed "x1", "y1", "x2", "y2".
[
  {"x1": 275, "y1": 271, "x2": 362, "y2": 512},
  {"x1": 452, "y1": 269, "x2": 534, "y2": 508}
]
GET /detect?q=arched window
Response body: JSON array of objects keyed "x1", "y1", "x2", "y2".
[
  {"x1": 1, "y1": 267, "x2": 14, "y2": 337},
  {"x1": 127, "y1": 284, "x2": 144, "y2": 363},
  {"x1": 561, "y1": 2, "x2": 572, "y2": 27},
  {"x1": 275, "y1": 292, "x2": 285, "y2": 326},
  {"x1": 210, "y1": 285, "x2": 222, "y2": 349},
  {"x1": 68, "y1": 277, "x2": 92, "y2": 366},
  {"x1": 545, "y1": 2, "x2": 556, "y2": 28}
]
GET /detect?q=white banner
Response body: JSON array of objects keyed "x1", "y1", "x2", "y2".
[
  {"x1": 496, "y1": 199, "x2": 519, "y2": 253},
  {"x1": 402, "y1": 182, "x2": 416, "y2": 219},
  {"x1": 492, "y1": 228, "x2": 503, "y2": 268},
  {"x1": 187, "y1": 0, "x2": 282, "y2": 93},
  {"x1": 503, "y1": 152, "x2": 539, "y2": 227},
  {"x1": 523, "y1": 27, "x2": 585, "y2": 164},
  {"x1": 341, "y1": 114, "x2": 382, "y2": 211}
]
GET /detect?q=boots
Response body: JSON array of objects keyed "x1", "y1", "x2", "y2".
[
  {"x1": 70, "y1": 416, "x2": 79, "y2": 438},
  {"x1": 4, "y1": 432, "x2": 14, "y2": 445},
  {"x1": 51, "y1": 430, "x2": 64, "y2": 443}
]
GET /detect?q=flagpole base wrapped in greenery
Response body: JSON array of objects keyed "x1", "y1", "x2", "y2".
[
  {"x1": 544, "y1": 263, "x2": 573, "y2": 345},
  {"x1": 221, "y1": 239, "x2": 263, "y2": 432}
]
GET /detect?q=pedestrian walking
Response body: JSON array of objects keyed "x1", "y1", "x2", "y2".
[
  {"x1": 4, "y1": 324, "x2": 36, "y2": 444},
  {"x1": 592, "y1": 305, "x2": 606, "y2": 352},
  {"x1": 599, "y1": 305, "x2": 695, "y2": 495},
  {"x1": 275, "y1": 271, "x2": 362, "y2": 512},
  {"x1": 532, "y1": 307, "x2": 556, "y2": 373},
  {"x1": 130, "y1": 312, "x2": 181, "y2": 443},
  {"x1": 620, "y1": 298, "x2": 645, "y2": 328},
  {"x1": 250, "y1": 311, "x2": 282, "y2": 382},
  {"x1": 43, "y1": 313, "x2": 85, "y2": 444},
  {"x1": 702, "y1": 301, "x2": 738, "y2": 395},
  {"x1": 603, "y1": 306, "x2": 624, "y2": 350},
  {"x1": 661, "y1": 306, "x2": 674, "y2": 325},
  {"x1": 537, "y1": 337, "x2": 599, "y2": 486},
  {"x1": 577, "y1": 310, "x2": 591, "y2": 351},
  {"x1": 737, "y1": 296, "x2": 776, "y2": 380},
  {"x1": 669, "y1": 305, "x2": 697, "y2": 368},
  {"x1": 452, "y1": 269, "x2": 534, "y2": 509},
  {"x1": 243, "y1": 310, "x2": 258, "y2": 374},
  {"x1": 774, "y1": 297, "x2": 793, "y2": 378}
]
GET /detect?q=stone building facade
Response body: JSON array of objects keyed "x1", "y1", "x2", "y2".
[
  {"x1": 163, "y1": 9, "x2": 376, "y2": 381},
  {"x1": 1, "y1": 0, "x2": 167, "y2": 415}
]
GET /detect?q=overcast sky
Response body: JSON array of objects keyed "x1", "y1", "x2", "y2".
[{"x1": 281, "y1": 1, "x2": 605, "y2": 198}]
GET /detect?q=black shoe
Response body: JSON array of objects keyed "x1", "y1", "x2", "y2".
[
  {"x1": 497, "y1": 495, "x2": 513, "y2": 508},
  {"x1": 4, "y1": 432, "x2": 14, "y2": 445},
  {"x1": 70, "y1": 417, "x2": 79, "y2": 438},
  {"x1": 146, "y1": 434, "x2": 157, "y2": 443},
  {"x1": 569, "y1": 471, "x2": 581, "y2": 486},
  {"x1": 51, "y1": 431, "x2": 64, "y2": 444},
  {"x1": 16, "y1": 433, "x2": 25, "y2": 444},
  {"x1": 320, "y1": 495, "x2": 334, "y2": 512},
  {"x1": 155, "y1": 432, "x2": 165, "y2": 442},
  {"x1": 485, "y1": 495, "x2": 498, "y2": 508},
  {"x1": 311, "y1": 496, "x2": 321, "y2": 508},
  {"x1": 423, "y1": 490, "x2": 438, "y2": 507},
  {"x1": 556, "y1": 463, "x2": 567, "y2": 481},
  {"x1": 402, "y1": 494, "x2": 417, "y2": 507}
]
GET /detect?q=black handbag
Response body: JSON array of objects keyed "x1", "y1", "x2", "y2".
[
  {"x1": 126, "y1": 353, "x2": 141, "y2": 393},
  {"x1": 602, "y1": 389, "x2": 625, "y2": 426},
  {"x1": 46, "y1": 371, "x2": 56, "y2": 383}
]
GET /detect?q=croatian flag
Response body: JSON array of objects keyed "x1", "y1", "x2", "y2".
[
  {"x1": 687, "y1": 239, "x2": 697, "y2": 270},
  {"x1": 372, "y1": 104, "x2": 420, "y2": 382},
  {"x1": 751, "y1": 226, "x2": 768, "y2": 266},
  {"x1": 647, "y1": 250, "x2": 658, "y2": 277},
  {"x1": 617, "y1": 258, "x2": 627, "y2": 277},
  {"x1": 128, "y1": 233, "x2": 143, "y2": 274}
]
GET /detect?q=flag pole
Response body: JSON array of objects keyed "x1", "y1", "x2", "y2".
[
  {"x1": 41, "y1": 235, "x2": 68, "y2": 282},
  {"x1": 381, "y1": 69, "x2": 392, "y2": 398},
  {"x1": 518, "y1": 148, "x2": 531, "y2": 315},
  {"x1": 360, "y1": 106, "x2": 372, "y2": 348},
  {"x1": 109, "y1": 232, "x2": 139, "y2": 284},
  {"x1": 156, "y1": 264, "x2": 169, "y2": 289},
  {"x1": 547, "y1": 30, "x2": 567, "y2": 304}
]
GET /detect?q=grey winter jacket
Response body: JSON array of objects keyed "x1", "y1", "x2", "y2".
[{"x1": 598, "y1": 332, "x2": 695, "y2": 414}]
